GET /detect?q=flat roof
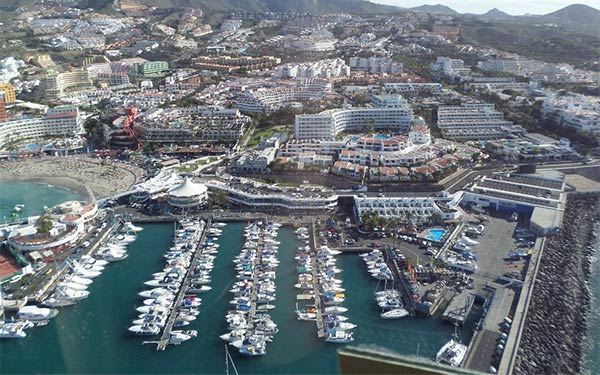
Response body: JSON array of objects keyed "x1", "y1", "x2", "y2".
[{"x1": 531, "y1": 206, "x2": 559, "y2": 230}]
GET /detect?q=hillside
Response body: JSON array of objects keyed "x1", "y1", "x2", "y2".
[
  {"x1": 539, "y1": 4, "x2": 600, "y2": 35},
  {"x1": 480, "y1": 8, "x2": 512, "y2": 19},
  {"x1": 459, "y1": 18, "x2": 599, "y2": 67},
  {"x1": 409, "y1": 4, "x2": 458, "y2": 15},
  {"x1": 1, "y1": 0, "x2": 398, "y2": 14}
]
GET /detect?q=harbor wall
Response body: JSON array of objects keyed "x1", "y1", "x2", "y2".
[{"x1": 512, "y1": 193, "x2": 600, "y2": 375}]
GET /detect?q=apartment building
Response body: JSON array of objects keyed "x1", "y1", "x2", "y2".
[
  {"x1": 44, "y1": 70, "x2": 93, "y2": 98},
  {"x1": 355, "y1": 193, "x2": 462, "y2": 224},
  {"x1": 349, "y1": 57, "x2": 403, "y2": 74},
  {"x1": 235, "y1": 79, "x2": 330, "y2": 114},
  {"x1": 135, "y1": 106, "x2": 249, "y2": 143},
  {"x1": 0, "y1": 83, "x2": 16, "y2": 103},
  {"x1": 195, "y1": 55, "x2": 281, "y2": 72},
  {"x1": 542, "y1": 93, "x2": 600, "y2": 134},
  {"x1": 294, "y1": 95, "x2": 414, "y2": 140},
  {"x1": 429, "y1": 56, "x2": 471, "y2": 82},
  {"x1": 0, "y1": 106, "x2": 83, "y2": 149},
  {"x1": 437, "y1": 103, "x2": 513, "y2": 140},
  {"x1": 275, "y1": 58, "x2": 350, "y2": 79}
]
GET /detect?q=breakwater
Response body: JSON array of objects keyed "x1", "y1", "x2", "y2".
[{"x1": 514, "y1": 194, "x2": 600, "y2": 375}]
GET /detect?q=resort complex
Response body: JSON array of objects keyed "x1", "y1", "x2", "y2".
[{"x1": 0, "y1": 2, "x2": 599, "y2": 375}]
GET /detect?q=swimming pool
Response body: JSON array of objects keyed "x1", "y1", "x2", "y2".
[
  {"x1": 373, "y1": 134, "x2": 390, "y2": 140},
  {"x1": 425, "y1": 229, "x2": 446, "y2": 242}
]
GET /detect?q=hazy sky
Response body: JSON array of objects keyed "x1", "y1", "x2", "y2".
[{"x1": 371, "y1": 0, "x2": 600, "y2": 15}]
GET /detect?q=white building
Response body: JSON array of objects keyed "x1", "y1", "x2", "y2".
[
  {"x1": 0, "y1": 106, "x2": 83, "y2": 149},
  {"x1": 349, "y1": 57, "x2": 403, "y2": 74},
  {"x1": 167, "y1": 178, "x2": 209, "y2": 209},
  {"x1": 437, "y1": 103, "x2": 513, "y2": 140},
  {"x1": 295, "y1": 95, "x2": 413, "y2": 140},
  {"x1": 235, "y1": 79, "x2": 330, "y2": 114},
  {"x1": 355, "y1": 192, "x2": 462, "y2": 224},
  {"x1": 275, "y1": 59, "x2": 350, "y2": 79},
  {"x1": 542, "y1": 93, "x2": 600, "y2": 134},
  {"x1": 429, "y1": 56, "x2": 471, "y2": 81}
]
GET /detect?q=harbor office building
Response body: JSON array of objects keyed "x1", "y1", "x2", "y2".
[{"x1": 460, "y1": 172, "x2": 566, "y2": 236}]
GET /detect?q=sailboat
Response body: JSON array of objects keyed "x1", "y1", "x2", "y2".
[
  {"x1": 435, "y1": 324, "x2": 467, "y2": 367},
  {"x1": 225, "y1": 344, "x2": 240, "y2": 375}
]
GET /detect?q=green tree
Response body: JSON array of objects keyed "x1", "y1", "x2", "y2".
[{"x1": 36, "y1": 212, "x2": 53, "y2": 235}]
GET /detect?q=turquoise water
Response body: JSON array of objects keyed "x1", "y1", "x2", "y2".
[
  {"x1": 425, "y1": 229, "x2": 446, "y2": 242},
  {"x1": 0, "y1": 181, "x2": 479, "y2": 373},
  {"x1": 0, "y1": 181, "x2": 82, "y2": 222},
  {"x1": 0, "y1": 220, "x2": 469, "y2": 374}
]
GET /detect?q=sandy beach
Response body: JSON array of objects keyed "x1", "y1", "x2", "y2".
[{"x1": 0, "y1": 156, "x2": 144, "y2": 199}]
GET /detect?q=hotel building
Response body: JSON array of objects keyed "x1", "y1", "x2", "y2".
[
  {"x1": 0, "y1": 106, "x2": 83, "y2": 149},
  {"x1": 294, "y1": 95, "x2": 414, "y2": 140}
]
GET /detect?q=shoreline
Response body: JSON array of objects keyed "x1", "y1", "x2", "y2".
[
  {"x1": 0, "y1": 156, "x2": 143, "y2": 199},
  {"x1": 514, "y1": 194, "x2": 600, "y2": 375},
  {"x1": 0, "y1": 176, "x2": 89, "y2": 199}
]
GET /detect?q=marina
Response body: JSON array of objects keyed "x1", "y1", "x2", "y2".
[{"x1": 1, "y1": 220, "x2": 466, "y2": 374}]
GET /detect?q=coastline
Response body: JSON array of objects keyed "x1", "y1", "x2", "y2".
[
  {"x1": 514, "y1": 194, "x2": 600, "y2": 375},
  {"x1": 0, "y1": 156, "x2": 143, "y2": 199}
]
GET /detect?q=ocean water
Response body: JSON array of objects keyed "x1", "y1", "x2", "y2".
[
  {"x1": 583, "y1": 222, "x2": 600, "y2": 375},
  {"x1": 0, "y1": 219, "x2": 469, "y2": 374},
  {"x1": 0, "y1": 181, "x2": 82, "y2": 222}
]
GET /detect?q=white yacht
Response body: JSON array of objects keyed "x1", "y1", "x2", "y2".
[
  {"x1": 436, "y1": 326, "x2": 467, "y2": 368},
  {"x1": 436, "y1": 339, "x2": 467, "y2": 367},
  {"x1": 128, "y1": 324, "x2": 160, "y2": 336},
  {"x1": 381, "y1": 308, "x2": 409, "y2": 319},
  {"x1": 17, "y1": 306, "x2": 59, "y2": 321},
  {"x1": 0, "y1": 321, "x2": 33, "y2": 338},
  {"x1": 168, "y1": 330, "x2": 197, "y2": 344},
  {"x1": 325, "y1": 330, "x2": 354, "y2": 343}
]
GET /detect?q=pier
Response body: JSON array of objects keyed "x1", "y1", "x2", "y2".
[
  {"x1": 29, "y1": 216, "x2": 122, "y2": 303},
  {"x1": 309, "y1": 221, "x2": 326, "y2": 338},
  {"x1": 155, "y1": 218, "x2": 211, "y2": 351},
  {"x1": 383, "y1": 247, "x2": 416, "y2": 317}
]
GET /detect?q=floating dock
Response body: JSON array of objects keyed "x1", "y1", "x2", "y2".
[
  {"x1": 442, "y1": 292, "x2": 475, "y2": 326},
  {"x1": 383, "y1": 248, "x2": 416, "y2": 317},
  {"x1": 309, "y1": 221, "x2": 326, "y2": 339},
  {"x1": 155, "y1": 219, "x2": 210, "y2": 351}
]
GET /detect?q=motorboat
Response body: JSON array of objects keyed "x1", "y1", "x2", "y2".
[
  {"x1": 169, "y1": 330, "x2": 197, "y2": 344},
  {"x1": 17, "y1": 306, "x2": 59, "y2": 321},
  {"x1": 56, "y1": 287, "x2": 90, "y2": 301},
  {"x1": 128, "y1": 324, "x2": 160, "y2": 336},
  {"x1": 323, "y1": 306, "x2": 348, "y2": 314},
  {"x1": 138, "y1": 288, "x2": 175, "y2": 299},
  {"x1": 187, "y1": 285, "x2": 211, "y2": 294},
  {"x1": 65, "y1": 275, "x2": 93, "y2": 286},
  {"x1": 125, "y1": 222, "x2": 144, "y2": 232},
  {"x1": 0, "y1": 320, "x2": 34, "y2": 338},
  {"x1": 381, "y1": 308, "x2": 409, "y2": 319},
  {"x1": 136, "y1": 305, "x2": 169, "y2": 314},
  {"x1": 58, "y1": 281, "x2": 88, "y2": 291},
  {"x1": 239, "y1": 337, "x2": 267, "y2": 356},
  {"x1": 42, "y1": 296, "x2": 76, "y2": 308},
  {"x1": 325, "y1": 330, "x2": 354, "y2": 343}
]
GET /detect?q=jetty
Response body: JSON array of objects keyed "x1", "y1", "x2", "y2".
[
  {"x1": 383, "y1": 247, "x2": 416, "y2": 317},
  {"x1": 155, "y1": 219, "x2": 210, "y2": 351},
  {"x1": 309, "y1": 221, "x2": 326, "y2": 338}
]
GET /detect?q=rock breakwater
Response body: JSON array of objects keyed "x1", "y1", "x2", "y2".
[{"x1": 514, "y1": 195, "x2": 600, "y2": 375}]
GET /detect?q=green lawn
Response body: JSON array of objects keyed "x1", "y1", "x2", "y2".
[{"x1": 247, "y1": 125, "x2": 290, "y2": 148}]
